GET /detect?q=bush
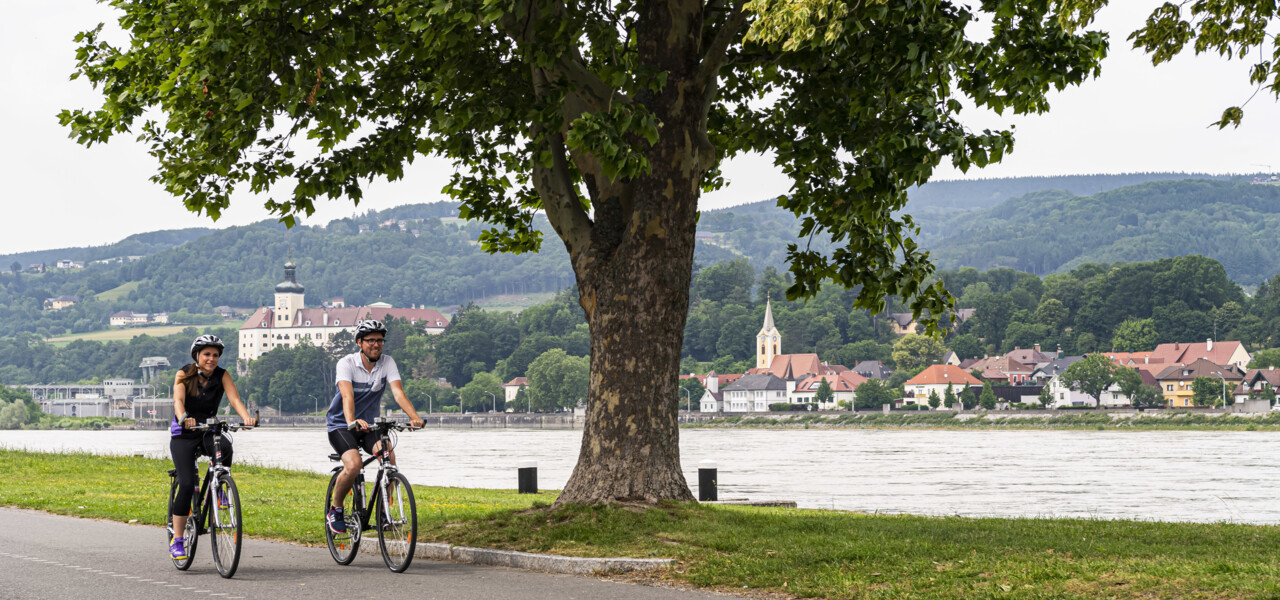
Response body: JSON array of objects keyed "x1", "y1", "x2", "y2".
[{"x1": 897, "y1": 404, "x2": 928, "y2": 411}]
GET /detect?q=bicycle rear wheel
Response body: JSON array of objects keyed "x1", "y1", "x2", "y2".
[
  {"x1": 324, "y1": 471, "x2": 360, "y2": 565},
  {"x1": 377, "y1": 472, "x2": 417, "y2": 573},
  {"x1": 209, "y1": 475, "x2": 243, "y2": 578},
  {"x1": 166, "y1": 474, "x2": 198, "y2": 571}
]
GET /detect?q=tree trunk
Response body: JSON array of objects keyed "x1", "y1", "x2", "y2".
[{"x1": 556, "y1": 217, "x2": 699, "y2": 504}]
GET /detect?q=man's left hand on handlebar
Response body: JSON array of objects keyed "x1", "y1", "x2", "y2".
[{"x1": 409, "y1": 417, "x2": 423, "y2": 429}]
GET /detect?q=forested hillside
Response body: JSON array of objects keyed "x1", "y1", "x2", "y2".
[
  {"x1": 926, "y1": 180, "x2": 1280, "y2": 283},
  {"x1": 0, "y1": 228, "x2": 214, "y2": 269},
  {"x1": 905, "y1": 172, "x2": 1243, "y2": 212},
  {"x1": 6, "y1": 175, "x2": 1280, "y2": 342}
]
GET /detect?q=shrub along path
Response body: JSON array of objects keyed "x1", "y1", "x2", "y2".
[{"x1": 3, "y1": 450, "x2": 1278, "y2": 599}]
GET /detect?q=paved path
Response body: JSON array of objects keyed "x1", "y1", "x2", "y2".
[{"x1": 0, "y1": 509, "x2": 734, "y2": 600}]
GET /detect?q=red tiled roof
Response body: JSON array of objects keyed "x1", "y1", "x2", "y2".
[
  {"x1": 504, "y1": 377, "x2": 528, "y2": 387},
  {"x1": 750, "y1": 354, "x2": 844, "y2": 380},
  {"x1": 1150, "y1": 341, "x2": 1246, "y2": 367},
  {"x1": 240, "y1": 307, "x2": 273, "y2": 329},
  {"x1": 794, "y1": 372, "x2": 866, "y2": 393},
  {"x1": 904, "y1": 365, "x2": 983, "y2": 386}
]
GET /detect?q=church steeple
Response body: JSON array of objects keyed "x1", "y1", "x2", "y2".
[{"x1": 757, "y1": 298, "x2": 781, "y2": 370}]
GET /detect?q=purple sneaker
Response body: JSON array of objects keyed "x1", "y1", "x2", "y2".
[
  {"x1": 170, "y1": 537, "x2": 188, "y2": 560},
  {"x1": 326, "y1": 507, "x2": 347, "y2": 535}
]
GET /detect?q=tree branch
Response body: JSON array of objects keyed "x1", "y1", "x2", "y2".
[
  {"x1": 529, "y1": 66, "x2": 594, "y2": 259},
  {"x1": 694, "y1": 2, "x2": 749, "y2": 97}
]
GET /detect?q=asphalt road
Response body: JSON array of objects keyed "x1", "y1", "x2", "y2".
[{"x1": 0, "y1": 509, "x2": 735, "y2": 600}]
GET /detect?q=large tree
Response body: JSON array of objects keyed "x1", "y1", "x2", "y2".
[
  {"x1": 1060, "y1": 354, "x2": 1116, "y2": 407},
  {"x1": 62, "y1": 0, "x2": 1105, "y2": 504}
]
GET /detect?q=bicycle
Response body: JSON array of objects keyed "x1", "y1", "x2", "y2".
[
  {"x1": 324, "y1": 417, "x2": 419, "y2": 573},
  {"x1": 166, "y1": 414, "x2": 254, "y2": 578}
]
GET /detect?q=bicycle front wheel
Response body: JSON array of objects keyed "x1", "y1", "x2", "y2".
[
  {"x1": 167, "y1": 474, "x2": 198, "y2": 571},
  {"x1": 325, "y1": 471, "x2": 360, "y2": 565},
  {"x1": 377, "y1": 472, "x2": 417, "y2": 573},
  {"x1": 209, "y1": 475, "x2": 243, "y2": 578}
]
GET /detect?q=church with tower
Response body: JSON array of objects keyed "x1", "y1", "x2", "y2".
[
  {"x1": 237, "y1": 261, "x2": 450, "y2": 365},
  {"x1": 699, "y1": 298, "x2": 859, "y2": 412}
]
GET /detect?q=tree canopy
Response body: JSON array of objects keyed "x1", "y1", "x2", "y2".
[{"x1": 61, "y1": 0, "x2": 1204, "y2": 505}]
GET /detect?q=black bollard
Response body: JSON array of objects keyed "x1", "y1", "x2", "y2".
[
  {"x1": 698, "y1": 460, "x2": 717, "y2": 501},
  {"x1": 518, "y1": 460, "x2": 538, "y2": 494}
]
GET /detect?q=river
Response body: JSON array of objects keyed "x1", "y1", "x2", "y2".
[{"x1": 3, "y1": 428, "x2": 1278, "y2": 524}]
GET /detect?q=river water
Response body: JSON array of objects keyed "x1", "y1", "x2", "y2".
[{"x1": 3, "y1": 428, "x2": 1278, "y2": 524}]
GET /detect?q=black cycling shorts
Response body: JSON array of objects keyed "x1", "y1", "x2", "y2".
[{"x1": 328, "y1": 428, "x2": 378, "y2": 456}]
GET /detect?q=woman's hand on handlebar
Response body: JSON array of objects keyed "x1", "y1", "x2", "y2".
[{"x1": 183, "y1": 417, "x2": 197, "y2": 430}]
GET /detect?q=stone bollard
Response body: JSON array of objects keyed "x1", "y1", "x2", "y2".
[
  {"x1": 518, "y1": 460, "x2": 538, "y2": 494},
  {"x1": 882, "y1": 403, "x2": 891, "y2": 414},
  {"x1": 698, "y1": 460, "x2": 718, "y2": 501}
]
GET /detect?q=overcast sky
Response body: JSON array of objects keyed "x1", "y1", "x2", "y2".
[{"x1": 3, "y1": 2, "x2": 1278, "y2": 255}]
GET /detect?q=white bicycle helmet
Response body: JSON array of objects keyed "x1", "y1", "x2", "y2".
[
  {"x1": 190, "y1": 334, "x2": 225, "y2": 359},
  {"x1": 355, "y1": 319, "x2": 387, "y2": 341}
]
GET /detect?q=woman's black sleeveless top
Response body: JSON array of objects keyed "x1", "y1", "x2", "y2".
[{"x1": 170, "y1": 366, "x2": 226, "y2": 437}]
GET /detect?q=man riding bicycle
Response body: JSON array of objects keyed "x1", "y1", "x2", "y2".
[{"x1": 326, "y1": 319, "x2": 424, "y2": 534}]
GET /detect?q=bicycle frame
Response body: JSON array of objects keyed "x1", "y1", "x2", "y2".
[
  {"x1": 332, "y1": 423, "x2": 402, "y2": 533},
  {"x1": 179, "y1": 418, "x2": 241, "y2": 536}
]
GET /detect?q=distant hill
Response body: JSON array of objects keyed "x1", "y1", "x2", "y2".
[
  {"x1": 7, "y1": 174, "x2": 1280, "y2": 339},
  {"x1": 0, "y1": 228, "x2": 213, "y2": 269},
  {"x1": 905, "y1": 172, "x2": 1250, "y2": 212},
  {"x1": 923, "y1": 179, "x2": 1280, "y2": 284}
]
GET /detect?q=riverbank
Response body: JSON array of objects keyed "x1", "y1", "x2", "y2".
[
  {"x1": 3, "y1": 449, "x2": 1279, "y2": 599},
  {"x1": 684, "y1": 409, "x2": 1280, "y2": 431}
]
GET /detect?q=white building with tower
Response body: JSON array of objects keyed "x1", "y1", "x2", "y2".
[{"x1": 238, "y1": 261, "x2": 450, "y2": 364}]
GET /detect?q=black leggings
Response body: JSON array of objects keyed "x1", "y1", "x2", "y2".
[{"x1": 169, "y1": 433, "x2": 233, "y2": 516}]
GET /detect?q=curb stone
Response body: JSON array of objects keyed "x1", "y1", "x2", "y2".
[{"x1": 359, "y1": 541, "x2": 674, "y2": 574}]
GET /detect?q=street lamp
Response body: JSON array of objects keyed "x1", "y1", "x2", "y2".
[
  {"x1": 307, "y1": 394, "x2": 318, "y2": 415},
  {"x1": 484, "y1": 391, "x2": 496, "y2": 413},
  {"x1": 680, "y1": 387, "x2": 690, "y2": 413},
  {"x1": 424, "y1": 393, "x2": 433, "y2": 414}
]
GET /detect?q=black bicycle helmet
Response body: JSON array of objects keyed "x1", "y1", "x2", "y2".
[
  {"x1": 355, "y1": 319, "x2": 387, "y2": 341},
  {"x1": 190, "y1": 334, "x2": 225, "y2": 359}
]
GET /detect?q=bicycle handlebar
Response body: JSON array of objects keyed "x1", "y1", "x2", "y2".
[{"x1": 191, "y1": 417, "x2": 255, "y2": 433}]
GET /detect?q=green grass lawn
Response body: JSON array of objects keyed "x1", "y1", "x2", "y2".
[
  {"x1": 4, "y1": 449, "x2": 1280, "y2": 599},
  {"x1": 44, "y1": 325, "x2": 199, "y2": 347},
  {"x1": 94, "y1": 280, "x2": 142, "y2": 302}
]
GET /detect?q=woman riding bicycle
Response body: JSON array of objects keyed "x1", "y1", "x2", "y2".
[{"x1": 169, "y1": 334, "x2": 257, "y2": 561}]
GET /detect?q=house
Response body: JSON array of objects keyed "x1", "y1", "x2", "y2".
[
  {"x1": 324, "y1": 297, "x2": 346, "y2": 308},
  {"x1": 886, "y1": 308, "x2": 975, "y2": 336},
  {"x1": 109, "y1": 311, "x2": 169, "y2": 327},
  {"x1": 941, "y1": 351, "x2": 961, "y2": 366},
  {"x1": 902, "y1": 365, "x2": 982, "y2": 409},
  {"x1": 1098, "y1": 367, "x2": 1162, "y2": 407},
  {"x1": 698, "y1": 372, "x2": 733, "y2": 412},
  {"x1": 788, "y1": 371, "x2": 868, "y2": 409},
  {"x1": 1149, "y1": 339, "x2": 1250, "y2": 371},
  {"x1": 43, "y1": 295, "x2": 78, "y2": 311},
  {"x1": 885, "y1": 313, "x2": 917, "y2": 335},
  {"x1": 1034, "y1": 356, "x2": 1093, "y2": 407},
  {"x1": 965, "y1": 355, "x2": 1033, "y2": 385},
  {"x1": 1234, "y1": 369, "x2": 1280, "y2": 404},
  {"x1": 238, "y1": 261, "x2": 451, "y2": 363},
  {"x1": 55, "y1": 259, "x2": 84, "y2": 270},
  {"x1": 214, "y1": 306, "x2": 238, "y2": 317},
  {"x1": 1154, "y1": 358, "x2": 1245, "y2": 408},
  {"x1": 1006, "y1": 345, "x2": 1055, "y2": 368},
  {"x1": 503, "y1": 377, "x2": 528, "y2": 403},
  {"x1": 853, "y1": 360, "x2": 894, "y2": 380},
  {"x1": 720, "y1": 373, "x2": 789, "y2": 412}
]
